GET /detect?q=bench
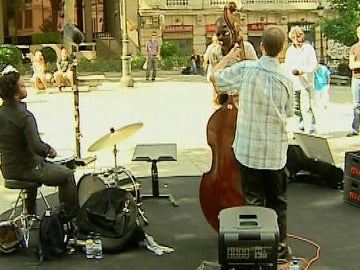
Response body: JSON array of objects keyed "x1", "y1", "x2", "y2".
[
  {"x1": 330, "y1": 75, "x2": 350, "y2": 86},
  {"x1": 77, "y1": 74, "x2": 106, "y2": 91}
]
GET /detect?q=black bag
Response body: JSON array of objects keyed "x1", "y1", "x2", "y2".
[
  {"x1": 0, "y1": 221, "x2": 22, "y2": 254},
  {"x1": 181, "y1": 66, "x2": 192, "y2": 75},
  {"x1": 76, "y1": 188, "x2": 145, "y2": 253},
  {"x1": 286, "y1": 144, "x2": 344, "y2": 189},
  {"x1": 37, "y1": 205, "x2": 74, "y2": 261}
]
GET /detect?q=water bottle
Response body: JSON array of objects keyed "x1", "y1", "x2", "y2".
[
  {"x1": 290, "y1": 257, "x2": 300, "y2": 270},
  {"x1": 94, "y1": 234, "x2": 103, "y2": 259},
  {"x1": 85, "y1": 234, "x2": 95, "y2": 259}
]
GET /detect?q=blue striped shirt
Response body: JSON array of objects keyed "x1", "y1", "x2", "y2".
[{"x1": 214, "y1": 56, "x2": 294, "y2": 169}]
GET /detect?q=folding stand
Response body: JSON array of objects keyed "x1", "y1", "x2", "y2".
[{"x1": 132, "y1": 143, "x2": 178, "y2": 206}]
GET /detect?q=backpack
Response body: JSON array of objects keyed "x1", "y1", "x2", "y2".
[
  {"x1": 36, "y1": 205, "x2": 75, "y2": 262},
  {"x1": 76, "y1": 188, "x2": 145, "y2": 253}
]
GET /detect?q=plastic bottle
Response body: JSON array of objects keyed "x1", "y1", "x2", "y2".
[
  {"x1": 94, "y1": 234, "x2": 103, "y2": 259},
  {"x1": 290, "y1": 257, "x2": 300, "y2": 270},
  {"x1": 85, "y1": 234, "x2": 95, "y2": 259}
]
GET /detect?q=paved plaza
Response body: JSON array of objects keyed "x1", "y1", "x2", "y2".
[{"x1": 0, "y1": 70, "x2": 359, "y2": 214}]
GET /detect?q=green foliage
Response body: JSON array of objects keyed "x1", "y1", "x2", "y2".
[
  {"x1": 31, "y1": 32, "x2": 62, "y2": 44},
  {"x1": 0, "y1": 44, "x2": 22, "y2": 70},
  {"x1": 158, "y1": 41, "x2": 180, "y2": 70},
  {"x1": 160, "y1": 41, "x2": 179, "y2": 58},
  {"x1": 46, "y1": 62, "x2": 57, "y2": 73},
  {"x1": 322, "y1": 0, "x2": 360, "y2": 45},
  {"x1": 77, "y1": 58, "x2": 122, "y2": 72},
  {"x1": 337, "y1": 62, "x2": 351, "y2": 76},
  {"x1": 131, "y1": 53, "x2": 146, "y2": 70},
  {"x1": 40, "y1": 18, "x2": 54, "y2": 33},
  {"x1": 41, "y1": 47, "x2": 57, "y2": 63},
  {"x1": 7, "y1": 0, "x2": 25, "y2": 18}
]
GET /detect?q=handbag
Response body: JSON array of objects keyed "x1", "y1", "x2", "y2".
[{"x1": 142, "y1": 60, "x2": 148, "y2": 70}]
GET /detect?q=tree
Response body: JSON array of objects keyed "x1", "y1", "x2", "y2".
[
  {"x1": 49, "y1": 0, "x2": 64, "y2": 31},
  {"x1": 322, "y1": 0, "x2": 360, "y2": 46}
]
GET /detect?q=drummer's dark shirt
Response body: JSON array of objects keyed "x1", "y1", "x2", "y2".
[{"x1": 0, "y1": 100, "x2": 51, "y2": 177}]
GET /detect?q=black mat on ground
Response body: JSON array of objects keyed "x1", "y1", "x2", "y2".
[{"x1": 1, "y1": 176, "x2": 359, "y2": 270}]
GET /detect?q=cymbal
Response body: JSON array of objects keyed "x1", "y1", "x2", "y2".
[{"x1": 88, "y1": 122, "x2": 143, "y2": 152}]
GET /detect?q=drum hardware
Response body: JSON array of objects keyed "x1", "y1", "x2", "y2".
[
  {"x1": 87, "y1": 123, "x2": 143, "y2": 182},
  {"x1": 83, "y1": 124, "x2": 148, "y2": 225},
  {"x1": 77, "y1": 167, "x2": 148, "y2": 225},
  {"x1": 46, "y1": 148, "x2": 77, "y2": 169},
  {"x1": 69, "y1": 48, "x2": 95, "y2": 167}
]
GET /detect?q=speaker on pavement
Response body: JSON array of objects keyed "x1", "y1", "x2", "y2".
[{"x1": 218, "y1": 206, "x2": 279, "y2": 270}]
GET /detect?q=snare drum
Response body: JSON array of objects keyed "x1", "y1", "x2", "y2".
[
  {"x1": 77, "y1": 166, "x2": 140, "y2": 207},
  {"x1": 46, "y1": 149, "x2": 76, "y2": 169}
]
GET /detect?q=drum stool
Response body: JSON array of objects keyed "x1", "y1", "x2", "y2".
[{"x1": 4, "y1": 179, "x2": 50, "y2": 248}]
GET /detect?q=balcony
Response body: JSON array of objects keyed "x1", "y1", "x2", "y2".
[
  {"x1": 242, "y1": 0, "x2": 329, "y2": 11},
  {"x1": 139, "y1": 0, "x2": 330, "y2": 10}
]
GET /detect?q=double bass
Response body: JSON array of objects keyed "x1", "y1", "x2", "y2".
[{"x1": 199, "y1": 1, "x2": 246, "y2": 232}]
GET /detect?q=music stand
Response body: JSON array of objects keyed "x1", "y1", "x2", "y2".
[{"x1": 132, "y1": 143, "x2": 178, "y2": 206}]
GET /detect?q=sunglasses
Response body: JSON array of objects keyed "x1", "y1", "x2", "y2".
[{"x1": 216, "y1": 30, "x2": 231, "y2": 37}]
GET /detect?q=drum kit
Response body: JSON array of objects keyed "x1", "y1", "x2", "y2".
[{"x1": 47, "y1": 122, "x2": 148, "y2": 224}]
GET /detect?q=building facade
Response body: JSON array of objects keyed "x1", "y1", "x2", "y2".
[
  {"x1": 138, "y1": 0, "x2": 335, "y2": 63},
  {"x1": 1, "y1": 0, "x2": 338, "y2": 65}
]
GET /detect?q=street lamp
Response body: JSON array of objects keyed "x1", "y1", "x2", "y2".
[
  {"x1": 120, "y1": 0, "x2": 134, "y2": 87},
  {"x1": 317, "y1": 2, "x2": 325, "y2": 63}
]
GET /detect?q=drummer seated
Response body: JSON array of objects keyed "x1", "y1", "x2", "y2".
[{"x1": 0, "y1": 66, "x2": 79, "y2": 219}]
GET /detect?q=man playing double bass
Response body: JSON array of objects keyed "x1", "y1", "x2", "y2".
[{"x1": 211, "y1": 25, "x2": 294, "y2": 260}]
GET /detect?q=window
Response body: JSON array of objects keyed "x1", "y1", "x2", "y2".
[
  {"x1": 24, "y1": 9, "x2": 33, "y2": 29},
  {"x1": 166, "y1": 0, "x2": 188, "y2": 6},
  {"x1": 15, "y1": 14, "x2": 23, "y2": 30},
  {"x1": 210, "y1": 0, "x2": 227, "y2": 4}
]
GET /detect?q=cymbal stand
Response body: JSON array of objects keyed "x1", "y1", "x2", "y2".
[
  {"x1": 109, "y1": 127, "x2": 120, "y2": 182},
  {"x1": 72, "y1": 55, "x2": 81, "y2": 158},
  {"x1": 111, "y1": 140, "x2": 149, "y2": 225},
  {"x1": 70, "y1": 54, "x2": 96, "y2": 167}
]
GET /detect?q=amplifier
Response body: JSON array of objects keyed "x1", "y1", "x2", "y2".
[
  {"x1": 218, "y1": 206, "x2": 279, "y2": 270},
  {"x1": 343, "y1": 175, "x2": 360, "y2": 207},
  {"x1": 344, "y1": 151, "x2": 360, "y2": 180}
]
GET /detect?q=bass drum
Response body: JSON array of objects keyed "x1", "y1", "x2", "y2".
[{"x1": 77, "y1": 166, "x2": 140, "y2": 207}]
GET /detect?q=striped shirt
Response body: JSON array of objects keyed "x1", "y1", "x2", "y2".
[{"x1": 214, "y1": 56, "x2": 294, "y2": 169}]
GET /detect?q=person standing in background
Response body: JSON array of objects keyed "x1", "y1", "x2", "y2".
[
  {"x1": 203, "y1": 35, "x2": 223, "y2": 106},
  {"x1": 190, "y1": 49, "x2": 202, "y2": 75},
  {"x1": 347, "y1": 24, "x2": 360, "y2": 137},
  {"x1": 146, "y1": 31, "x2": 159, "y2": 81},
  {"x1": 284, "y1": 26, "x2": 318, "y2": 134},
  {"x1": 203, "y1": 35, "x2": 222, "y2": 82}
]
